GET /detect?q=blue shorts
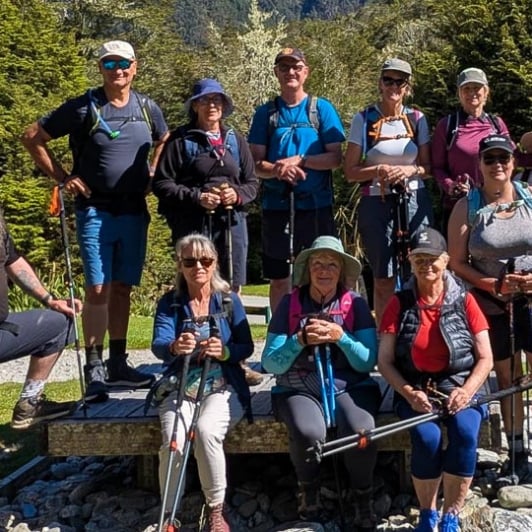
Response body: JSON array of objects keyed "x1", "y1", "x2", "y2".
[
  {"x1": 75, "y1": 207, "x2": 149, "y2": 287},
  {"x1": 358, "y1": 188, "x2": 433, "y2": 279},
  {"x1": 0, "y1": 310, "x2": 73, "y2": 363}
]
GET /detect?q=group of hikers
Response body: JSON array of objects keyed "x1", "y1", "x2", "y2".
[{"x1": 0, "y1": 39, "x2": 531, "y2": 531}]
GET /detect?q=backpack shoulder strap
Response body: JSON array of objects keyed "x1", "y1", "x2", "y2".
[
  {"x1": 132, "y1": 90, "x2": 155, "y2": 134},
  {"x1": 514, "y1": 180, "x2": 532, "y2": 208},
  {"x1": 467, "y1": 188, "x2": 483, "y2": 225},
  {"x1": 221, "y1": 292, "x2": 234, "y2": 323},
  {"x1": 486, "y1": 113, "x2": 502, "y2": 135},
  {"x1": 267, "y1": 97, "x2": 280, "y2": 137},
  {"x1": 306, "y1": 94, "x2": 320, "y2": 130},
  {"x1": 445, "y1": 111, "x2": 460, "y2": 150},
  {"x1": 224, "y1": 129, "x2": 240, "y2": 167},
  {"x1": 362, "y1": 105, "x2": 378, "y2": 160},
  {"x1": 288, "y1": 287, "x2": 302, "y2": 336},
  {"x1": 404, "y1": 107, "x2": 421, "y2": 142},
  {"x1": 339, "y1": 289, "x2": 355, "y2": 331}
]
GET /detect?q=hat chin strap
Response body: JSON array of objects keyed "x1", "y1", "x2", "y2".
[{"x1": 309, "y1": 285, "x2": 337, "y2": 307}]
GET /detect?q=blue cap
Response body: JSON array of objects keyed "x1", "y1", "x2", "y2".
[{"x1": 184, "y1": 79, "x2": 234, "y2": 119}]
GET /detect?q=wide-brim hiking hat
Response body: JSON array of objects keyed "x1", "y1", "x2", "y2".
[
  {"x1": 381, "y1": 58, "x2": 412, "y2": 76},
  {"x1": 98, "y1": 40, "x2": 136, "y2": 61},
  {"x1": 457, "y1": 67, "x2": 488, "y2": 88},
  {"x1": 184, "y1": 78, "x2": 234, "y2": 119},
  {"x1": 479, "y1": 134, "x2": 514, "y2": 155},
  {"x1": 274, "y1": 47, "x2": 307, "y2": 65},
  {"x1": 293, "y1": 236, "x2": 362, "y2": 287},
  {"x1": 409, "y1": 228, "x2": 447, "y2": 256}
]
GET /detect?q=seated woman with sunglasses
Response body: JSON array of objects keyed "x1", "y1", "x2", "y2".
[
  {"x1": 448, "y1": 134, "x2": 532, "y2": 484},
  {"x1": 151, "y1": 233, "x2": 253, "y2": 531},
  {"x1": 431, "y1": 68, "x2": 510, "y2": 237},
  {"x1": 378, "y1": 227, "x2": 493, "y2": 532},
  {"x1": 344, "y1": 58, "x2": 433, "y2": 325}
]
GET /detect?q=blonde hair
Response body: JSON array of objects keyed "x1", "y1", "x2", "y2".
[{"x1": 174, "y1": 233, "x2": 230, "y2": 296}]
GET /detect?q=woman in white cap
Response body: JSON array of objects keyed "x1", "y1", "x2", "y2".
[
  {"x1": 344, "y1": 58, "x2": 433, "y2": 325},
  {"x1": 432, "y1": 67, "x2": 510, "y2": 235},
  {"x1": 262, "y1": 235, "x2": 380, "y2": 530},
  {"x1": 378, "y1": 227, "x2": 493, "y2": 532},
  {"x1": 449, "y1": 134, "x2": 532, "y2": 486}
]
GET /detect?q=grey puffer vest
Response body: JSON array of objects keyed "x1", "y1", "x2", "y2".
[{"x1": 394, "y1": 272, "x2": 475, "y2": 393}]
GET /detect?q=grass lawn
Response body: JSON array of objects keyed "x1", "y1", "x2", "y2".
[{"x1": 241, "y1": 284, "x2": 269, "y2": 297}]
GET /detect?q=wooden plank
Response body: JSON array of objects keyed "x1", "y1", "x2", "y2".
[{"x1": 45, "y1": 374, "x2": 499, "y2": 457}]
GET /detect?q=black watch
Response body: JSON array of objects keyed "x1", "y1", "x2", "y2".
[{"x1": 41, "y1": 293, "x2": 56, "y2": 307}]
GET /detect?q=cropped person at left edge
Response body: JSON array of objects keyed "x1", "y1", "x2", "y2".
[{"x1": 22, "y1": 40, "x2": 169, "y2": 403}]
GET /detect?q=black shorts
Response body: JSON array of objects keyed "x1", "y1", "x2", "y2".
[
  {"x1": 261, "y1": 207, "x2": 336, "y2": 280},
  {"x1": 486, "y1": 297, "x2": 532, "y2": 361}
]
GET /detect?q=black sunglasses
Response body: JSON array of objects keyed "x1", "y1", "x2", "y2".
[
  {"x1": 180, "y1": 257, "x2": 215, "y2": 268},
  {"x1": 482, "y1": 154, "x2": 512, "y2": 165},
  {"x1": 102, "y1": 59, "x2": 133, "y2": 70},
  {"x1": 381, "y1": 76, "x2": 408, "y2": 88}
]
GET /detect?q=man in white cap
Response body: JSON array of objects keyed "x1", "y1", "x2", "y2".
[{"x1": 22, "y1": 40, "x2": 169, "y2": 402}]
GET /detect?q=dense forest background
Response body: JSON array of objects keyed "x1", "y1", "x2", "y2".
[{"x1": 1, "y1": 0, "x2": 531, "y2": 314}]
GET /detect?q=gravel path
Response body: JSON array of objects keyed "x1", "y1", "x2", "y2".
[{"x1": 1, "y1": 342, "x2": 265, "y2": 383}]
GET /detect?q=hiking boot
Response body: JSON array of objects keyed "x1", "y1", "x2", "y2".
[
  {"x1": 106, "y1": 353, "x2": 154, "y2": 388},
  {"x1": 415, "y1": 508, "x2": 440, "y2": 532},
  {"x1": 205, "y1": 503, "x2": 229, "y2": 532},
  {"x1": 440, "y1": 512, "x2": 460, "y2": 532},
  {"x1": 242, "y1": 362, "x2": 263, "y2": 386},
  {"x1": 11, "y1": 395, "x2": 78, "y2": 430},
  {"x1": 352, "y1": 486, "x2": 378, "y2": 531},
  {"x1": 84, "y1": 360, "x2": 109, "y2": 403},
  {"x1": 297, "y1": 480, "x2": 321, "y2": 521}
]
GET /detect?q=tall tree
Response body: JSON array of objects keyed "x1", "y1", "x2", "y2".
[{"x1": 0, "y1": 0, "x2": 87, "y2": 268}]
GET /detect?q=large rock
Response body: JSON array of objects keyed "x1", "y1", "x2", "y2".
[{"x1": 498, "y1": 485, "x2": 532, "y2": 509}]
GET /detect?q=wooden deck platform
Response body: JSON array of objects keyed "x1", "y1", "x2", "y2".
[{"x1": 45, "y1": 372, "x2": 501, "y2": 458}]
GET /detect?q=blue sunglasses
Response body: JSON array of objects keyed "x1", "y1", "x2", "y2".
[{"x1": 102, "y1": 59, "x2": 133, "y2": 71}]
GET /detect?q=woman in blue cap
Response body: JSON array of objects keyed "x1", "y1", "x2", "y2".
[
  {"x1": 262, "y1": 235, "x2": 380, "y2": 530},
  {"x1": 153, "y1": 78, "x2": 259, "y2": 294},
  {"x1": 153, "y1": 78, "x2": 262, "y2": 386}
]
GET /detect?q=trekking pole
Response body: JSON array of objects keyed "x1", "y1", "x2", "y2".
[
  {"x1": 166, "y1": 316, "x2": 218, "y2": 532},
  {"x1": 56, "y1": 185, "x2": 86, "y2": 414},
  {"x1": 219, "y1": 183, "x2": 234, "y2": 288},
  {"x1": 288, "y1": 186, "x2": 295, "y2": 282},
  {"x1": 507, "y1": 258, "x2": 519, "y2": 485},
  {"x1": 394, "y1": 187, "x2": 410, "y2": 291},
  {"x1": 314, "y1": 346, "x2": 331, "y2": 428},
  {"x1": 325, "y1": 344, "x2": 336, "y2": 427},
  {"x1": 311, "y1": 373, "x2": 532, "y2": 460},
  {"x1": 157, "y1": 350, "x2": 192, "y2": 532}
]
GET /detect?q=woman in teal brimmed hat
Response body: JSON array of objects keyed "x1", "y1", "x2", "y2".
[{"x1": 262, "y1": 235, "x2": 381, "y2": 530}]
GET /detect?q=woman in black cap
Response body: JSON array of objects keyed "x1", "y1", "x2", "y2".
[
  {"x1": 379, "y1": 227, "x2": 493, "y2": 532},
  {"x1": 449, "y1": 133, "x2": 532, "y2": 484},
  {"x1": 344, "y1": 58, "x2": 433, "y2": 325}
]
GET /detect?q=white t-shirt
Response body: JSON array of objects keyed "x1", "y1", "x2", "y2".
[{"x1": 348, "y1": 106, "x2": 431, "y2": 194}]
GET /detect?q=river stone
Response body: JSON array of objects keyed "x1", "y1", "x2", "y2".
[{"x1": 498, "y1": 485, "x2": 532, "y2": 509}]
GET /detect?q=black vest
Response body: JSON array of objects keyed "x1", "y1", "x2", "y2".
[{"x1": 394, "y1": 279, "x2": 475, "y2": 393}]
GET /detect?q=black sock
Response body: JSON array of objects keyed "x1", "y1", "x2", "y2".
[
  {"x1": 109, "y1": 339, "x2": 127, "y2": 359},
  {"x1": 86, "y1": 345, "x2": 104, "y2": 365}
]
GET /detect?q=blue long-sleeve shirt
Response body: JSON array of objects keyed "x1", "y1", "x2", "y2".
[
  {"x1": 152, "y1": 289, "x2": 253, "y2": 409},
  {"x1": 262, "y1": 287, "x2": 377, "y2": 382}
]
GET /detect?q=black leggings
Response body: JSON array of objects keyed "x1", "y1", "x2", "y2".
[{"x1": 273, "y1": 383, "x2": 381, "y2": 489}]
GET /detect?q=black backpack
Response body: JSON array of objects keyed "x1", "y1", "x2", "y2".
[{"x1": 445, "y1": 110, "x2": 501, "y2": 150}]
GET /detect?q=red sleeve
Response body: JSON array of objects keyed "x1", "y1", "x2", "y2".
[
  {"x1": 379, "y1": 295, "x2": 401, "y2": 334},
  {"x1": 464, "y1": 292, "x2": 489, "y2": 334}
]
